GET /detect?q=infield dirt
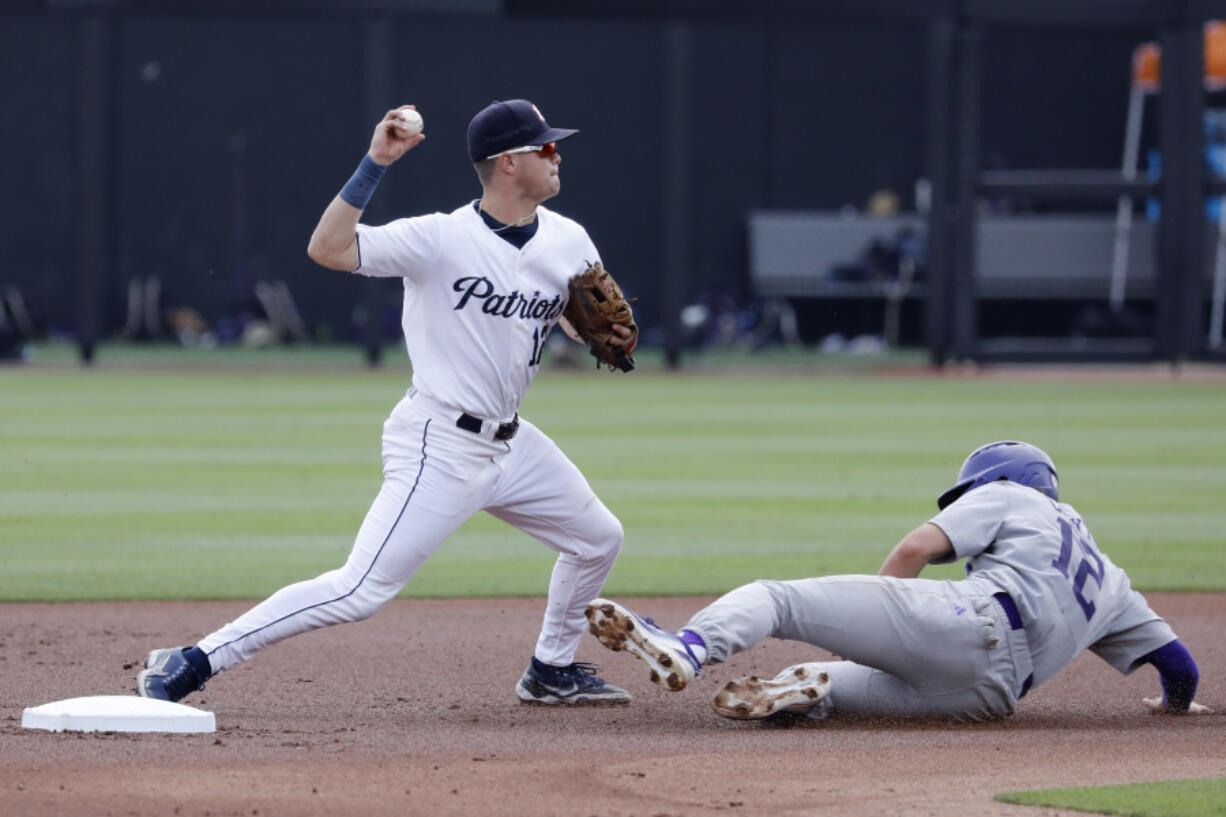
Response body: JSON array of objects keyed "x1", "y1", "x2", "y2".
[{"x1": 2, "y1": 595, "x2": 1223, "y2": 817}]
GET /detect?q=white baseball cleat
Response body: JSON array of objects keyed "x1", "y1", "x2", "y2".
[
  {"x1": 585, "y1": 598, "x2": 703, "y2": 691},
  {"x1": 711, "y1": 663, "x2": 831, "y2": 720}
]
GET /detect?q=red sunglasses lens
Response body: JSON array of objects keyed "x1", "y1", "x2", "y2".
[{"x1": 539, "y1": 142, "x2": 557, "y2": 157}]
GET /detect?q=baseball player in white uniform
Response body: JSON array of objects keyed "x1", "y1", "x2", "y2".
[
  {"x1": 136, "y1": 99, "x2": 633, "y2": 706},
  {"x1": 587, "y1": 441, "x2": 1210, "y2": 721}
]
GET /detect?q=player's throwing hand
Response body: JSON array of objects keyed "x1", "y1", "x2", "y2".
[{"x1": 369, "y1": 106, "x2": 425, "y2": 166}]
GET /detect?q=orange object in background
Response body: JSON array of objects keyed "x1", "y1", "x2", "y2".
[{"x1": 1132, "y1": 20, "x2": 1226, "y2": 92}]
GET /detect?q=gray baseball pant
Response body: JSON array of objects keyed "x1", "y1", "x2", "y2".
[{"x1": 685, "y1": 575, "x2": 1033, "y2": 721}]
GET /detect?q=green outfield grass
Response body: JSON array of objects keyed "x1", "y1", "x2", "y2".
[
  {"x1": 997, "y1": 778, "x2": 1226, "y2": 817},
  {"x1": 2, "y1": 347, "x2": 1224, "y2": 601}
]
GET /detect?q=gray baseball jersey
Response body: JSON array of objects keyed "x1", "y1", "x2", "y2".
[
  {"x1": 685, "y1": 481, "x2": 1177, "y2": 720},
  {"x1": 930, "y1": 481, "x2": 1176, "y2": 689}
]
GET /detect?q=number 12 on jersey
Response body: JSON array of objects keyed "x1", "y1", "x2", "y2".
[
  {"x1": 529, "y1": 327, "x2": 545, "y2": 367},
  {"x1": 1052, "y1": 516, "x2": 1105, "y2": 622}
]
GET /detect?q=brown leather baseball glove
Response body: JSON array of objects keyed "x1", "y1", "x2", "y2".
[{"x1": 562, "y1": 261, "x2": 638, "y2": 372}]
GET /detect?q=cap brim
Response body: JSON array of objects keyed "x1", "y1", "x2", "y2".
[{"x1": 536, "y1": 127, "x2": 578, "y2": 145}]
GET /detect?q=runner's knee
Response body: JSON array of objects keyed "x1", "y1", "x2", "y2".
[{"x1": 751, "y1": 578, "x2": 813, "y2": 634}]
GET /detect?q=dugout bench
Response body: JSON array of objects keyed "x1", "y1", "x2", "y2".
[{"x1": 748, "y1": 210, "x2": 1222, "y2": 359}]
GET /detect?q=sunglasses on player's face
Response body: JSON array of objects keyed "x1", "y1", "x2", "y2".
[{"x1": 487, "y1": 142, "x2": 557, "y2": 160}]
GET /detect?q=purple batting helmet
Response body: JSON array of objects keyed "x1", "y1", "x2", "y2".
[{"x1": 937, "y1": 441, "x2": 1060, "y2": 509}]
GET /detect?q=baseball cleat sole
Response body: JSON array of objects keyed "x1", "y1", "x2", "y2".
[
  {"x1": 585, "y1": 599, "x2": 695, "y2": 691},
  {"x1": 711, "y1": 663, "x2": 831, "y2": 720}
]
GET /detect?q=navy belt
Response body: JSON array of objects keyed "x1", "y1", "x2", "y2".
[
  {"x1": 993, "y1": 592, "x2": 1034, "y2": 698},
  {"x1": 993, "y1": 592, "x2": 1024, "y2": 630},
  {"x1": 457, "y1": 412, "x2": 519, "y2": 441}
]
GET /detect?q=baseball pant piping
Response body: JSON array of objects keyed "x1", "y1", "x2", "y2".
[{"x1": 198, "y1": 419, "x2": 444, "y2": 673}]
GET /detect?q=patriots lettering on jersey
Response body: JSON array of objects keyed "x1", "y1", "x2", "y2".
[{"x1": 452, "y1": 276, "x2": 565, "y2": 322}]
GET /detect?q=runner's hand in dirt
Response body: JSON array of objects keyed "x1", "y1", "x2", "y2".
[{"x1": 1142, "y1": 697, "x2": 1213, "y2": 714}]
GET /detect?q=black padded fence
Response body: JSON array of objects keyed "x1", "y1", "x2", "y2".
[{"x1": 4, "y1": 0, "x2": 1225, "y2": 364}]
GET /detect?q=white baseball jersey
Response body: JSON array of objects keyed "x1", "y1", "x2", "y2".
[
  {"x1": 355, "y1": 202, "x2": 598, "y2": 421},
  {"x1": 930, "y1": 481, "x2": 1176, "y2": 688}
]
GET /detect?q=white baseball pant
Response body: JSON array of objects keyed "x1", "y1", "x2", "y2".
[{"x1": 198, "y1": 396, "x2": 623, "y2": 673}]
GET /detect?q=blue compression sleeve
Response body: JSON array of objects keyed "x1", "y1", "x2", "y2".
[
  {"x1": 339, "y1": 155, "x2": 388, "y2": 210},
  {"x1": 1141, "y1": 639, "x2": 1199, "y2": 711}
]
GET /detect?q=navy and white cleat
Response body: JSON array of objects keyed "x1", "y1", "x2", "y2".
[
  {"x1": 136, "y1": 647, "x2": 207, "y2": 703},
  {"x1": 515, "y1": 657, "x2": 631, "y2": 705}
]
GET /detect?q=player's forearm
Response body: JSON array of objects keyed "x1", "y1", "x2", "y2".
[
  {"x1": 877, "y1": 545, "x2": 930, "y2": 579},
  {"x1": 308, "y1": 151, "x2": 393, "y2": 271},
  {"x1": 878, "y1": 523, "x2": 953, "y2": 578},
  {"x1": 558, "y1": 316, "x2": 582, "y2": 342},
  {"x1": 307, "y1": 196, "x2": 362, "y2": 271}
]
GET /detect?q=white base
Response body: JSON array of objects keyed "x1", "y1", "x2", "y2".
[{"x1": 21, "y1": 695, "x2": 216, "y2": 734}]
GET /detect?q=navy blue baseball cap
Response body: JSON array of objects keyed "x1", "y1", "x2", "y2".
[{"x1": 467, "y1": 99, "x2": 578, "y2": 163}]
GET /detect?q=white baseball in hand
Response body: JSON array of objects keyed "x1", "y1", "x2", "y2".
[{"x1": 393, "y1": 109, "x2": 423, "y2": 137}]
